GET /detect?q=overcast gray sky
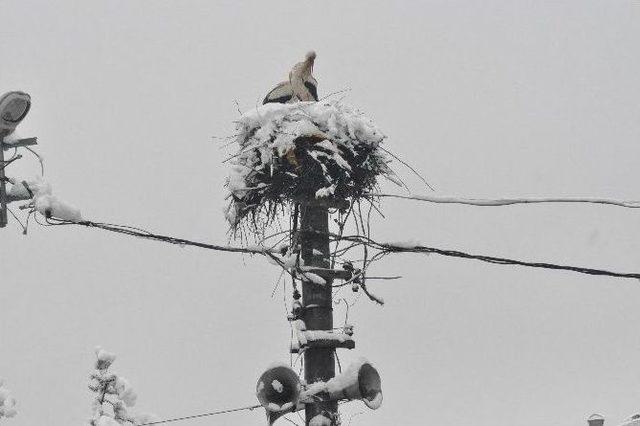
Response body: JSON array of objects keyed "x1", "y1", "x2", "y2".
[{"x1": 2, "y1": 1, "x2": 640, "y2": 425}]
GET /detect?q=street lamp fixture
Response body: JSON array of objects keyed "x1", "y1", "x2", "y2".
[{"x1": 0, "y1": 91, "x2": 31, "y2": 136}]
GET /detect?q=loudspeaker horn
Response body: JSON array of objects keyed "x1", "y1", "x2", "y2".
[
  {"x1": 326, "y1": 359, "x2": 383, "y2": 409},
  {"x1": 256, "y1": 364, "x2": 301, "y2": 424}
]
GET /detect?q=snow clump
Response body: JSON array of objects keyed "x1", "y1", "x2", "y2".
[{"x1": 8, "y1": 176, "x2": 81, "y2": 222}]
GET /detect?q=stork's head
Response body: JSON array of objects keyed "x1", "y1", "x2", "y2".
[{"x1": 304, "y1": 50, "x2": 316, "y2": 73}]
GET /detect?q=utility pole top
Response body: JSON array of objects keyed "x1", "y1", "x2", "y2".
[{"x1": 0, "y1": 91, "x2": 36, "y2": 228}]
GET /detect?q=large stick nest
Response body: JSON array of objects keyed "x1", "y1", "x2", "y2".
[{"x1": 224, "y1": 100, "x2": 398, "y2": 234}]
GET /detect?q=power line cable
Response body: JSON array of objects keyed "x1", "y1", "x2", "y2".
[
  {"x1": 137, "y1": 404, "x2": 261, "y2": 425},
  {"x1": 44, "y1": 217, "x2": 640, "y2": 281},
  {"x1": 45, "y1": 218, "x2": 269, "y2": 255}
]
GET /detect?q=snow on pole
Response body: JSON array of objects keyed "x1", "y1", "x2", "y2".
[{"x1": 7, "y1": 176, "x2": 82, "y2": 222}]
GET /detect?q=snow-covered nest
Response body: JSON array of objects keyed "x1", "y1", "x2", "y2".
[{"x1": 224, "y1": 100, "x2": 397, "y2": 231}]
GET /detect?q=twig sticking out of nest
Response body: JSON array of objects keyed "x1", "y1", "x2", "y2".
[{"x1": 224, "y1": 101, "x2": 399, "y2": 234}]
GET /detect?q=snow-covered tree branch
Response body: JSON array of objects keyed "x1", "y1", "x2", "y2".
[
  {"x1": 0, "y1": 380, "x2": 17, "y2": 420},
  {"x1": 88, "y1": 347, "x2": 154, "y2": 426}
]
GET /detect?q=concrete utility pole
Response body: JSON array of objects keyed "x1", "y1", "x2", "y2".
[
  {"x1": 300, "y1": 202, "x2": 338, "y2": 424},
  {"x1": 256, "y1": 127, "x2": 381, "y2": 425}
]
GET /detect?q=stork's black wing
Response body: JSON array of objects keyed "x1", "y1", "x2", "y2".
[
  {"x1": 263, "y1": 81, "x2": 294, "y2": 104},
  {"x1": 304, "y1": 82, "x2": 318, "y2": 101},
  {"x1": 263, "y1": 94, "x2": 292, "y2": 104}
]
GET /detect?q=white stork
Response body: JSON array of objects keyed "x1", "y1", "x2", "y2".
[
  {"x1": 263, "y1": 51, "x2": 318, "y2": 104},
  {"x1": 289, "y1": 50, "x2": 317, "y2": 102}
]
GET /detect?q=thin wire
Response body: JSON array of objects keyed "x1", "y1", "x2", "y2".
[
  {"x1": 318, "y1": 87, "x2": 352, "y2": 101},
  {"x1": 271, "y1": 269, "x2": 286, "y2": 298},
  {"x1": 23, "y1": 146, "x2": 44, "y2": 176},
  {"x1": 0, "y1": 154, "x2": 22, "y2": 171},
  {"x1": 6, "y1": 147, "x2": 19, "y2": 162},
  {"x1": 281, "y1": 415, "x2": 301, "y2": 426},
  {"x1": 6, "y1": 207, "x2": 27, "y2": 233},
  {"x1": 366, "y1": 276, "x2": 402, "y2": 280},
  {"x1": 338, "y1": 234, "x2": 640, "y2": 281},
  {"x1": 378, "y1": 146, "x2": 435, "y2": 191},
  {"x1": 137, "y1": 404, "x2": 261, "y2": 425},
  {"x1": 375, "y1": 193, "x2": 640, "y2": 209}
]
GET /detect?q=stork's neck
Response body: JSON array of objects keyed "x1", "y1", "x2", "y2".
[{"x1": 303, "y1": 59, "x2": 314, "y2": 74}]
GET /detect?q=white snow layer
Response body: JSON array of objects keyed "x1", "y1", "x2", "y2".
[
  {"x1": 271, "y1": 380, "x2": 284, "y2": 393},
  {"x1": 303, "y1": 330, "x2": 353, "y2": 343},
  {"x1": 315, "y1": 184, "x2": 336, "y2": 199},
  {"x1": 301, "y1": 272, "x2": 326, "y2": 286},
  {"x1": 95, "y1": 347, "x2": 116, "y2": 370},
  {"x1": 96, "y1": 415, "x2": 120, "y2": 426},
  {"x1": 385, "y1": 239, "x2": 422, "y2": 249},
  {"x1": 2, "y1": 132, "x2": 21, "y2": 145},
  {"x1": 324, "y1": 357, "x2": 369, "y2": 395},
  {"x1": 115, "y1": 376, "x2": 137, "y2": 407},
  {"x1": 8, "y1": 176, "x2": 81, "y2": 222},
  {"x1": 235, "y1": 102, "x2": 383, "y2": 150},
  {"x1": 620, "y1": 415, "x2": 640, "y2": 426}
]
